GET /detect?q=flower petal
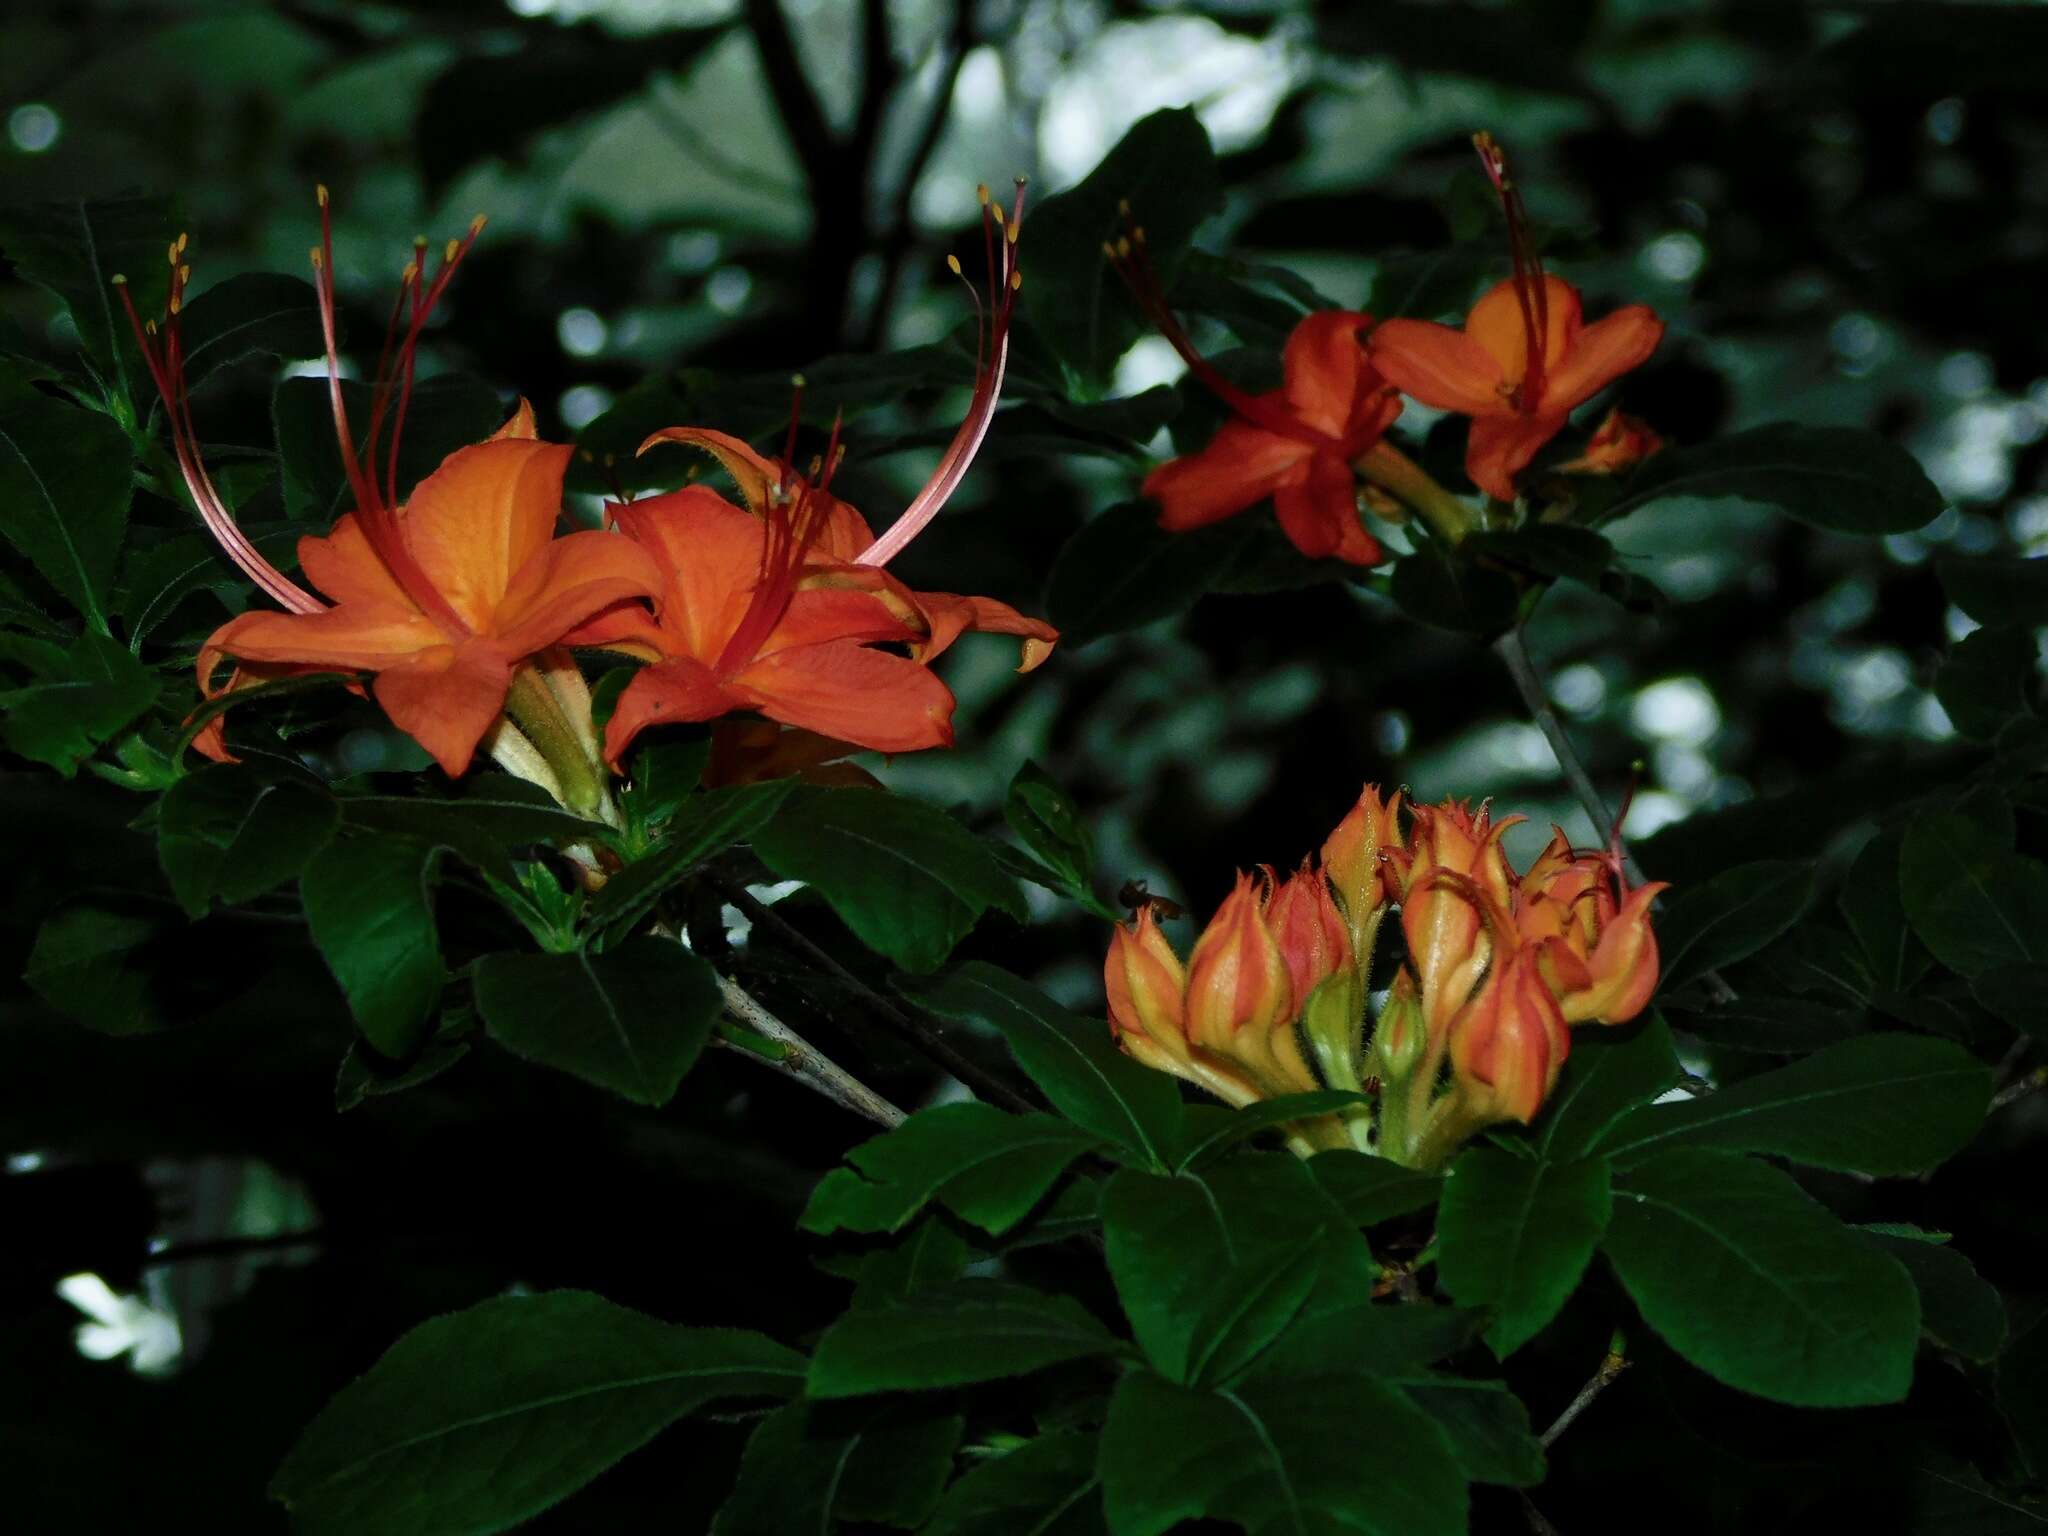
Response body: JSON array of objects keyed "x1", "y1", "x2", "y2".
[
  {"x1": 1145, "y1": 418, "x2": 1311, "y2": 530},
  {"x1": 609, "y1": 486, "x2": 763, "y2": 664},
  {"x1": 492, "y1": 528, "x2": 663, "y2": 658},
  {"x1": 299, "y1": 514, "x2": 416, "y2": 611},
  {"x1": 371, "y1": 642, "x2": 516, "y2": 778},
  {"x1": 909, "y1": 591, "x2": 1059, "y2": 672},
  {"x1": 1541, "y1": 304, "x2": 1665, "y2": 414},
  {"x1": 730, "y1": 640, "x2": 956, "y2": 754},
  {"x1": 602, "y1": 655, "x2": 740, "y2": 768},
  {"x1": 203, "y1": 602, "x2": 445, "y2": 670},
  {"x1": 1466, "y1": 410, "x2": 1568, "y2": 501},
  {"x1": 1272, "y1": 452, "x2": 1384, "y2": 565},
  {"x1": 1367, "y1": 318, "x2": 1505, "y2": 416},
  {"x1": 1465, "y1": 276, "x2": 1581, "y2": 388},
  {"x1": 490, "y1": 399, "x2": 539, "y2": 441},
  {"x1": 638, "y1": 426, "x2": 777, "y2": 514},
  {"x1": 1281, "y1": 310, "x2": 1372, "y2": 440},
  {"x1": 400, "y1": 437, "x2": 574, "y2": 632},
  {"x1": 759, "y1": 585, "x2": 922, "y2": 656}
]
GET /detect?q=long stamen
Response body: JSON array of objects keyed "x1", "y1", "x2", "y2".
[
  {"x1": 114, "y1": 252, "x2": 324, "y2": 616},
  {"x1": 1474, "y1": 132, "x2": 1548, "y2": 413},
  {"x1": 856, "y1": 177, "x2": 1028, "y2": 568}
]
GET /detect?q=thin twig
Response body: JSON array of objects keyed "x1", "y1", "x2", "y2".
[
  {"x1": 712, "y1": 874, "x2": 1042, "y2": 1114},
  {"x1": 145, "y1": 1229, "x2": 324, "y2": 1266},
  {"x1": 1493, "y1": 625, "x2": 1737, "y2": 1005},
  {"x1": 716, "y1": 975, "x2": 907, "y2": 1129},
  {"x1": 1990, "y1": 1068, "x2": 2047, "y2": 1114},
  {"x1": 1520, "y1": 1494, "x2": 1564, "y2": 1536},
  {"x1": 1541, "y1": 1348, "x2": 1629, "y2": 1449}
]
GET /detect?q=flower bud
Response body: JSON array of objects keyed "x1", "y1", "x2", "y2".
[
  {"x1": 1322, "y1": 785, "x2": 1402, "y2": 957},
  {"x1": 1397, "y1": 801, "x2": 1519, "y2": 1051},
  {"x1": 1185, "y1": 870, "x2": 1316, "y2": 1097},
  {"x1": 1448, "y1": 946, "x2": 1570, "y2": 1127},
  {"x1": 1105, "y1": 904, "x2": 1191, "y2": 1075},
  {"x1": 1266, "y1": 862, "x2": 1351, "y2": 1003},
  {"x1": 1545, "y1": 878, "x2": 1667, "y2": 1025},
  {"x1": 1557, "y1": 407, "x2": 1664, "y2": 475},
  {"x1": 1366, "y1": 969, "x2": 1425, "y2": 1086}
]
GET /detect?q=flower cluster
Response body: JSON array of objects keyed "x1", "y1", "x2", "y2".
[
  {"x1": 122, "y1": 186, "x2": 1052, "y2": 820},
  {"x1": 1104, "y1": 787, "x2": 1664, "y2": 1167},
  {"x1": 1118, "y1": 131, "x2": 1665, "y2": 560}
]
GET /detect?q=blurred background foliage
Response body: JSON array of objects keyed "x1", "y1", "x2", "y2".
[{"x1": 6, "y1": 0, "x2": 2048, "y2": 1527}]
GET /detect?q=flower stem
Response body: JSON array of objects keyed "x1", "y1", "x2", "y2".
[
  {"x1": 502, "y1": 663, "x2": 618, "y2": 827},
  {"x1": 714, "y1": 973, "x2": 907, "y2": 1129},
  {"x1": 1355, "y1": 440, "x2": 1475, "y2": 545}
]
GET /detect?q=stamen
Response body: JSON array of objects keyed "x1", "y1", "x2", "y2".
[{"x1": 1472, "y1": 131, "x2": 1549, "y2": 412}]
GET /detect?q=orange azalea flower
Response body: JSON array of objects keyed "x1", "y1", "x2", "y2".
[
  {"x1": 1109, "y1": 224, "x2": 1400, "y2": 564},
  {"x1": 123, "y1": 198, "x2": 658, "y2": 778},
  {"x1": 1556, "y1": 407, "x2": 1664, "y2": 476},
  {"x1": 1368, "y1": 134, "x2": 1664, "y2": 502}
]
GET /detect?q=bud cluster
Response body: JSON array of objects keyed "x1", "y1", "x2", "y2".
[{"x1": 1102, "y1": 787, "x2": 1666, "y2": 1168}]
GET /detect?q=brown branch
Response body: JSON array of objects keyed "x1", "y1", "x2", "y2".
[
  {"x1": 710, "y1": 872, "x2": 1042, "y2": 1115},
  {"x1": 716, "y1": 974, "x2": 908, "y2": 1129},
  {"x1": 1541, "y1": 1347, "x2": 1629, "y2": 1449}
]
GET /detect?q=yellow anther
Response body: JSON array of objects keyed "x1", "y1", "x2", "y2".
[
  {"x1": 176, "y1": 232, "x2": 189, "y2": 255},
  {"x1": 144, "y1": 318, "x2": 157, "y2": 335},
  {"x1": 1132, "y1": 225, "x2": 1146, "y2": 244},
  {"x1": 402, "y1": 259, "x2": 420, "y2": 284},
  {"x1": 310, "y1": 247, "x2": 324, "y2": 267},
  {"x1": 167, "y1": 240, "x2": 180, "y2": 265},
  {"x1": 110, "y1": 272, "x2": 127, "y2": 286},
  {"x1": 1009, "y1": 269, "x2": 1022, "y2": 292},
  {"x1": 468, "y1": 213, "x2": 487, "y2": 236},
  {"x1": 1114, "y1": 236, "x2": 1131, "y2": 259},
  {"x1": 316, "y1": 183, "x2": 330, "y2": 207},
  {"x1": 444, "y1": 239, "x2": 459, "y2": 264},
  {"x1": 946, "y1": 253, "x2": 963, "y2": 276},
  {"x1": 1117, "y1": 198, "x2": 1130, "y2": 215},
  {"x1": 990, "y1": 203, "x2": 1006, "y2": 230},
  {"x1": 791, "y1": 372, "x2": 807, "y2": 389},
  {"x1": 168, "y1": 295, "x2": 181, "y2": 316},
  {"x1": 1101, "y1": 241, "x2": 1117, "y2": 260},
  {"x1": 977, "y1": 183, "x2": 990, "y2": 206}
]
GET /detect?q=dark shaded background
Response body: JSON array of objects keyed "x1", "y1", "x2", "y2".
[{"x1": 5, "y1": 0, "x2": 2046, "y2": 1528}]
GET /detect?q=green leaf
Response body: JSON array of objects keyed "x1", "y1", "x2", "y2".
[
  {"x1": 1937, "y1": 627, "x2": 2038, "y2": 741},
  {"x1": 0, "y1": 631, "x2": 160, "y2": 774},
  {"x1": 1938, "y1": 555, "x2": 2048, "y2": 628},
  {"x1": 1043, "y1": 501, "x2": 1257, "y2": 646},
  {"x1": 1308, "y1": 1151, "x2": 1444, "y2": 1227},
  {"x1": 1100, "y1": 1369, "x2": 1468, "y2": 1536},
  {"x1": 751, "y1": 787, "x2": 1024, "y2": 974},
  {"x1": 23, "y1": 904, "x2": 171, "y2": 1035},
  {"x1": 1101, "y1": 1155, "x2": 1377, "y2": 1386},
  {"x1": 621, "y1": 734, "x2": 712, "y2": 828},
  {"x1": 1655, "y1": 859, "x2": 1816, "y2": 993},
  {"x1": 1389, "y1": 548, "x2": 1520, "y2": 636},
  {"x1": 121, "y1": 522, "x2": 301, "y2": 643},
  {"x1": 157, "y1": 763, "x2": 338, "y2": 917},
  {"x1": 807, "y1": 1279, "x2": 1124, "y2": 1398},
  {"x1": 0, "y1": 393, "x2": 135, "y2": 631},
  {"x1": 1172, "y1": 1091, "x2": 1373, "y2": 1171},
  {"x1": 1662, "y1": 994, "x2": 1870, "y2": 1054},
  {"x1": 1021, "y1": 107, "x2": 1222, "y2": 393},
  {"x1": 844, "y1": 1217, "x2": 974, "y2": 1314},
  {"x1": 1602, "y1": 1148, "x2": 1920, "y2": 1407},
  {"x1": 1901, "y1": 813, "x2": 2048, "y2": 977},
  {"x1": 1250, "y1": 1303, "x2": 1490, "y2": 1380},
  {"x1": 1463, "y1": 526, "x2": 1616, "y2": 588},
  {"x1": 1005, "y1": 759, "x2": 1109, "y2": 915},
  {"x1": 271, "y1": 1290, "x2": 803, "y2": 1536},
  {"x1": 301, "y1": 838, "x2": 445, "y2": 1059},
  {"x1": 1971, "y1": 964, "x2": 2048, "y2": 1038},
  {"x1": 1402, "y1": 1378, "x2": 1545, "y2": 1489},
  {"x1": 1842, "y1": 826, "x2": 1935, "y2": 992},
  {"x1": 587, "y1": 779, "x2": 795, "y2": 938},
  {"x1": 1533, "y1": 1012, "x2": 1682, "y2": 1159},
  {"x1": 0, "y1": 195, "x2": 170, "y2": 416},
  {"x1": 2001, "y1": 1312, "x2": 2048, "y2": 1480},
  {"x1": 924, "y1": 1432, "x2": 1103, "y2": 1536},
  {"x1": 1596, "y1": 1034, "x2": 1990, "y2": 1174},
  {"x1": 1438, "y1": 1150, "x2": 1612, "y2": 1358},
  {"x1": 1603, "y1": 424, "x2": 1945, "y2": 535},
  {"x1": 474, "y1": 937, "x2": 722, "y2": 1106},
  {"x1": 1864, "y1": 1230, "x2": 2008, "y2": 1362},
  {"x1": 273, "y1": 373, "x2": 505, "y2": 521},
  {"x1": 899, "y1": 962, "x2": 1182, "y2": 1168},
  {"x1": 801, "y1": 1103, "x2": 1105, "y2": 1238},
  {"x1": 715, "y1": 1400, "x2": 964, "y2": 1535},
  {"x1": 338, "y1": 783, "x2": 616, "y2": 892},
  {"x1": 172, "y1": 272, "x2": 324, "y2": 385}
]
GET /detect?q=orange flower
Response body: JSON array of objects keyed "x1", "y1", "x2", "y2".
[
  {"x1": 1140, "y1": 311, "x2": 1403, "y2": 564},
  {"x1": 1368, "y1": 134, "x2": 1663, "y2": 502},
  {"x1": 1447, "y1": 944, "x2": 1570, "y2": 1126},
  {"x1": 125, "y1": 201, "x2": 658, "y2": 779},
  {"x1": 1556, "y1": 407, "x2": 1664, "y2": 476}
]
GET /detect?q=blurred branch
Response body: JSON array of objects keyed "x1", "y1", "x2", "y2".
[
  {"x1": 1541, "y1": 1345, "x2": 1630, "y2": 1448},
  {"x1": 645, "y1": 79, "x2": 807, "y2": 202},
  {"x1": 1494, "y1": 624, "x2": 1737, "y2": 1004},
  {"x1": 709, "y1": 872, "x2": 1043, "y2": 1115},
  {"x1": 716, "y1": 974, "x2": 907, "y2": 1129}
]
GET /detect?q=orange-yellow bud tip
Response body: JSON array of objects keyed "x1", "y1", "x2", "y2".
[
  {"x1": 316, "y1": 184, "x2": 330, "y2": 207},
  {"x1": 443, "y1": 239, "x2": 460, "y2": 264},
  {"x1": 946, "y1": 254, "x2": 963, "y2": 276}
]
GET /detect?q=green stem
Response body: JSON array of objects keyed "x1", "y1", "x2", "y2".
[{"x1": 1355, "y1": 440, "x2": 1475, "y2": 546}]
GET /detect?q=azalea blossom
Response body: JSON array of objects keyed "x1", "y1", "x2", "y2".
[
  {"x1": 1368, "y1": 134, "x2": 1664, "y2": 502},
  {"x1": 1109, "y1": 222, "x2": 1401, "y2": 564}
]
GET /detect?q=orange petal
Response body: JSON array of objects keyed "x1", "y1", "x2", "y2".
[
  {"x1": 909, "y1": 591, "x2": 1059, "y2": 672},
  {"x1": 1281, "y1": 311, "x2": 1372, "y2": 440},
  {"x1": 1465, "y1": 276, "x2": 1581, "y2": 388},
  {"x1": 1542, "y1": 305, "x2": 1665, "y2": 414},
  {"x1": 400, "y1": 437, "x2": 575, "y2": 632},
  {"x1": 759, "y1": 585, "x2": 921, "y2": 656},
  {"x1": 492, "y1": 528, "x2": 663, "y2": 657},
  {"x1": 1466, "y1": 411, "x2": 1568, "y2": 501},
  {"x1": 1145, "y1": 418, "x2": 1311, "y2": 530},
  {"x1": 371, "y1": 642, "x2": 516, "y2": 778},
  {"x1": 203, "y1": 601, "x2": 445, "y2": 670},
  {"x1": 299, "y1": 514, "x2": 416, "y2": 611},
  {"x1": 811, "y1": 487, "x2": 880, "y2": 562},
  {"x1": 1272, "y1": 452, "x2": 1383, "y2": 566},
  {"x1": 610, "y1": 487, "x2": 763, "y2": 665},
  {"x1": 1367, "y1": 318, "x2": 1504, "y2": 416},
  {"x1": 490, "y1": 399, "x2": 540, "y2": 440},
  {"x1": 602, "y1": 655, "x2": 741, "y2": 767},
  {"x1": 560, "y1": 600, "x2": 667, "y2": 660},
  {"x1": 730, "y1": 640, "x2": 956, "y2": 754},
  {"x1": 638, "y1": 426, "x2": 778, "y2": 514}
]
